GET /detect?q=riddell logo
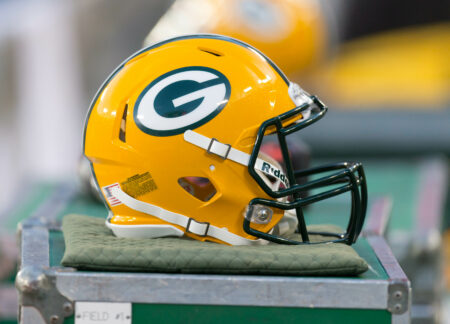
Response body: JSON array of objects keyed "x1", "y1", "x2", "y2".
[
  {"x1": 261, "y1": 162, "x2": 288, "y2": 185},
  {"x1": 134, "y1": 66, "x2": 231, "y2": 137}
]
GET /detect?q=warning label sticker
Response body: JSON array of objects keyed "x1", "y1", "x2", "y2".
[{"x1": 121, "y1": 172, "x2": 157, "y2": 198}]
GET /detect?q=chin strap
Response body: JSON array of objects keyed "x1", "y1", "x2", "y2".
[
  {"x1": 110, "y1": 186, "x2": 267, "y2": 246},
  {"x1": 183, "y1": 130, "x2": 289, "y2": 188}
]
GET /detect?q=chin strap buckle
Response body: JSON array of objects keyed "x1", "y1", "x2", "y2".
[
  {"x1": 186, "y1": 218, "x2": 210, "y2": 237},
  {"x1": 207, "y1": 138, "x2": 232, "y2": 160}
]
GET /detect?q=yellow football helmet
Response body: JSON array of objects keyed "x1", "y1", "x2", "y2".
[
  {"x1": 143, "y1": 0, "x2": 331, "y2": 78},
  {"x1": 84, "y1": 35, "x2": 367, "y2": 245}
]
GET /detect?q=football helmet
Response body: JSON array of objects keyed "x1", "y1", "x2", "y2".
[
  {"x1": 84, "y1": 34, "x2": 367, "y2": 245},
  {"x1": 143, "y1": 0, "x2": 332, "y2": 78}
]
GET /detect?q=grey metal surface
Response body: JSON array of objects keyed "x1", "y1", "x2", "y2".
[
  {"x1": 19, "y1": 225, "x2": 49, "y2": 269},
  {"x1": 392, "y1": 311, "x2": 412, "y2": 324},
  {"x1": 17, "y1": 183, "x2": 78, "y2": 324},
  {"x1": 21, "y1": 306, "x2": 46, "y2": 324},
  {"x1": 366, "y1": 236, "x2": 411, "y2": 321},
  {"x1": 367, "y1": 235, "x2": 409, "y2": 282},
  {"x1": 16, "y1": 267, "x2": 73, "y2": 324},
  {"x1": 388, "y1": 282, "x2": 409, "y2": 315},
  {"x1": 55, "y1": 271, "x2": 388, "y2": 309}
]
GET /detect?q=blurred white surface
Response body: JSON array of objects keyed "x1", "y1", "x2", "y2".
[
  {"x1": 0, "y1": 0, "x2": 171, "y2": 212},
  {"x1": 0, "y1": 1, "x2": 83, "y2": 210},
  {"x1": 15, "y1": 1, "x2": 84, "y2": 178}
]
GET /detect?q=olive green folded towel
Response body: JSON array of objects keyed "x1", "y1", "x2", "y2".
[{"x1": 61, "y1": 214, "x2": 368, "y2": 276}]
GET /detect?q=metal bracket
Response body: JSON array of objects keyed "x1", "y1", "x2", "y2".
[
  {"x1": 387, "y1": 281, "x2": 410, "y2": 315},
  {"x1": 16, "y1": 266, "x2": 75, "y2": 324}
]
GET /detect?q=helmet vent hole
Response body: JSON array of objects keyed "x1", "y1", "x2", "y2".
[
  {"x1": 198, "y1": 47, "x2": 223, "y2": 57},
  {"x1": 118, "y1": 104, "x2": 128, "y2": 142},
  {"x1": 178, "y1": 177, "x2": 217, "y2": 202}
]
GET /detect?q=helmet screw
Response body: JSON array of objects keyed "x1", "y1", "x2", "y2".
[
  {"x1": 257, "y1": 209, "x2": 270, "y2": 221},
  {"x1": 63, "y1": 302, "x2": 74, "y2": 315},
  {"x1": 251, "y1": 206, "x2": 273, "y2": 224}
]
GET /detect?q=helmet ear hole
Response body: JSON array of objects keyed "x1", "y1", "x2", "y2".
[
  {"x1": 178, "y1": 177, "x2": 217, "y2": 202},
  {"x1": 118, "y1": 104, "x2": 128, "y2": 142}
]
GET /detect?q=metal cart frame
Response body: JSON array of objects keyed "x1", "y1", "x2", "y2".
[{"x1": 15, "y1": 185, "x2": 411, "y2": 324}]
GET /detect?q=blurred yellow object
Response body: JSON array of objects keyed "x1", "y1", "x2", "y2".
[
  {"x1": 312, "y1": 23, "x2": 450, "y2": 109},
  {"x1": 143, "y1": 0, "x2": 329, "y2": 78}
]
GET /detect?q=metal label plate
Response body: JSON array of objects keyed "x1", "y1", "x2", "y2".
[{"x1": 75, "y1": 302, "x2": 131, "y2": 324}]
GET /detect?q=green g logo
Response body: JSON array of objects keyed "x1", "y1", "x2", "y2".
[{"x1": 134, "y1": 66, "x2": 231, "y2": 136}]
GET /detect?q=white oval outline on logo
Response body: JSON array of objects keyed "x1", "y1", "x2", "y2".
[{"x1": 134, "y1": 66, "x2": 231, "y2": 137}]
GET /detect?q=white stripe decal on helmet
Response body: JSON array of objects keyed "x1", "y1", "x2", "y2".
[{"x1": 184, "y1": 130, "x2": 289, "y2": 188}]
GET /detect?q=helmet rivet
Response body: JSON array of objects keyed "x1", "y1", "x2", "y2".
[
  {"x1": 250, "y1": 206, "x2": 273, "y2": 224},
  {"x1": 257, "y1": 209, "x2": 269, "y2": 221}
]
